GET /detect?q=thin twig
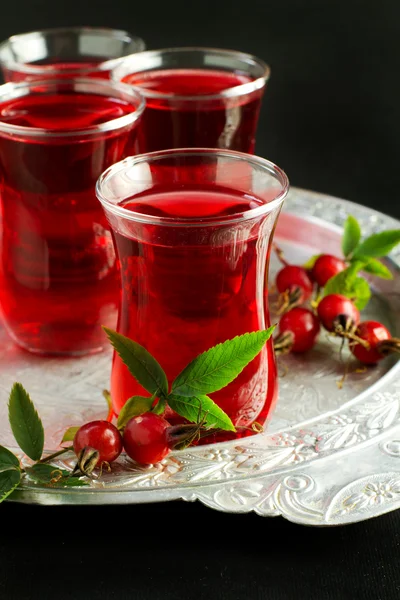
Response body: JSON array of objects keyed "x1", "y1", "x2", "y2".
[{"x1": 38, "y1": 446, "x2": 73, "y2": 464}]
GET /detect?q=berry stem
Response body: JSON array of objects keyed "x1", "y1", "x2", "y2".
[
  {"x1": 275, "y1": 287, "x2": 303, "y2": 314},
  {"x1": 38, "y1": 446, "x2": 73, "y2": 464},
  {"x1": 166, "y1": 423, "x2": 205, "y2": 450},
  {"x1": 102, "y1": 390, "x2": 114, "y2": 422},
  {"x1": 345, "y1": 331, "x2": 371, "y2": 348},
  {"x1": 336, "y1": 355, "x2": 351, "y2": 390},
  {"x1": 273, "y1": 244, "x2": 289, "y2": 266}
]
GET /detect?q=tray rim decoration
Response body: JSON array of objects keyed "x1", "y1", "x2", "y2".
[{"x1": 5, "y1": 186, "x2": 400, "y2": 526}]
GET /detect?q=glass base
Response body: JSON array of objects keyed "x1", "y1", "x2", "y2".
[{"x1": 3, "y1": 322, "x2": 106, "y2": 358}]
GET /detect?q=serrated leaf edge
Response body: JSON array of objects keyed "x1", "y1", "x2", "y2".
[
  {"x1": 0, "y1": 469, "x2": 21, "y2": 503},
  {"x1": 353, "y1": 230, "x2": 400, "y2": 259},
  {"x1": 342, "y1": 215, "x2": 361, "y2": 258},
  {"x1": 172, "y1": 328, "x2": 275, "y2": 396},
  {"x1": 167, "y1": 394, "x2": 235, "y2": 432},
  {"x1": 8, "y1": 383, "x2": 44, "y2": 461},
  {"x1": 104, "y1": 328, "x2": 168, "y2": 396}
]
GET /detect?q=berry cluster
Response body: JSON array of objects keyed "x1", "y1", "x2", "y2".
[
  {"x1": 273, "y1": 255, "x2": 400, "y2": 365},
  {"x1": 60, "y1": 217, "x2": 400, "y2": 474},
  {"x1": 72, "y1": 412, "x2": 204, "y2": 470},
  {"x1": 73, "y1": 249, "x2": 400, "y2": 473}
]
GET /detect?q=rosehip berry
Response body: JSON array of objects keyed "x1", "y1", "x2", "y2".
[
  {"x1": 276, "y1": 307, "x2": 320, "y2": 353},
  {"x1": 311, "y1": 254, "x2": 346, "y2": 287},
  {"x1": 73, "y1": 420, "x2": 123, "y2": 464},
  {"x1": 123, "y1": 412, "x2": 171, "y2": 465},
  {"x1": 350, "y1": 321, "x2": 392, "y2": 364},
  {"x1": 317, "y1": 294, "x2": 360, "y2": 333},
  {"x1": 276, "y1": 265, "x2": 313, "y2": 306}
]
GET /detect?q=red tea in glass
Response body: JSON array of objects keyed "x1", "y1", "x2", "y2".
[
  {"x1": 0, "y1": 79, "x2": 144, "y2": 355},
  {"x1": 97, "y1": 149, "x2": 288, "y2": 435},
  {"x1": 113, "y1": 48, "x2": 269, "y2": 153},
  {"x1": 0, "y1": 27, "x2": 146, "y2": 82}
]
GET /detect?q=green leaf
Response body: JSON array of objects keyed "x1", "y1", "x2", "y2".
[
  {"x1": 171, "y1": 328, "x2": 275, "y2": 397},
  {"x1": 25, "y1": 463, "x2": 88, "y2": 487},
  {"x1": 59, "y1": 478, "x2": 89, "y2": 487},
  {"x1": 167, "y1": 394, "x2": 235, "y2": 432},
  {"x1": 0, "y1": 445, "x2": 20, "y2": 471},
  {"x1": 26, "y1": 463, "x2": 70, "y2": 483},
  {"x1": 353, "y1": 230, "x2": 400, "y2": 259},
  {"x1": 117, "y1": 395, "x2": 155, "y2": 429},
  {"x1": 356, "y1": 257, "x2": 393, "y2": 279},
  {"x1": 8, "y1": 383, "x2": 44, "y2": 461},
  {"x1": 349, "y1": 277, "x2": 371, "y2": 310},
  {"x1": 152, "y1": 396, "x2": 166, "y2": 416},
  {"x1": 0, "y1": 469, "x2": 21, "y2": 503},
  {"x1": 323, "y1": 262, "x2": 359, "y2": 296},
  {"x1": 61, "y1": 426, "x2": 80, "y2": 444},
  {"x1": 103, "y1": 328, "x2": 168, "y2": 397},
  {"x1": 302, "y1": 254, "x2": 321, "y2": 269},
  {"x1": 323, "y1": 264, "x2": 371, "y2": 310},
  {"x1": 342, "y1": 215, "x2": 361, "y2": 257}
]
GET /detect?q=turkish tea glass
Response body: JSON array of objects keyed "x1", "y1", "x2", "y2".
[
  {"x1": 0, "y1": 78, "x2": 144, "y2": 355},
  {"x1": 112, "y1": 47, "x2": 270, "y2": 153},
  {"x1": 0, "y1": 27, "x2": 146, "y2": 82},
  {"x1": 96, "y1": 148, "x2": 288, "y2": 438}
]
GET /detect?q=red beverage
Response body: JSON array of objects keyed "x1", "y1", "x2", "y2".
[
  {"x1": 114, "y1": 48, "x2": 270, "y2": 154},
  {"x1": 0, "y1": 81, "x2": 144, "y2": 354},
  {"x1": 109, "y1": 185, "x2": 278, "y2": 431},
  {"x1": 98, "y1": 151, "x2": 288, "y2": 439},
  {"x1": 121, "y1": 68, "x2": 263, "y2": 153}
]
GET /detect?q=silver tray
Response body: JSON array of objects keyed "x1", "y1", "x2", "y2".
[{"x1": 2, "y1": 187, "x2": 400, "y2": 526}]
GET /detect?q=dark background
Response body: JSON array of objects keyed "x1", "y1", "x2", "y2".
[
  {"x1": 1, "y1": 1, "x2": 400, "y2": 598},
  {"x1": 3, "y1": 0, "x2": 400, "y2": 218}
]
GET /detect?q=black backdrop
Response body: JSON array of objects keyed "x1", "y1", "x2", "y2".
[
  {"x1": 1, "y1": 1, "x2": 400, "y2": 599},
  {"x1": 3, "y1": 0, "x2": 400, "y2": 218}
]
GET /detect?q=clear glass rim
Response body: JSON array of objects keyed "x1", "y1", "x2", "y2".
[
  {"x1": 96, "y1": 148, "x2": 289, "y2": 227},
  {"x1": 0, "y1": 27, "x2": 146, "y2": 76},
  {"x1": 112, "y1": 47, "x2": 270, "y2": 101},
  {"x1": 0, "y1": 78, "x2": 146, "y2": 139}
]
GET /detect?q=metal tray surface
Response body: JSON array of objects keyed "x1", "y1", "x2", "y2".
[{"x1": 2, "y1": 187, "x2": 400, "y2": 526}]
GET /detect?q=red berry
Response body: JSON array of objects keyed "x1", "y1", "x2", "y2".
[
  {"x1": 123, "y1": 412, "x2": 171, "y2": 465},
  {"x1": 73, "y1": 421, "x2": 123, "y2": 464},
  {"x1": 276, "y1": 265, "x2": 313, "y2": 302},
  {"x1": 351, "y1": 321, "x2": 391, "y2": 364},
  {"x1": 311, "y1": 255, "x2": 346, "y2": 287},
  {"x1": 317, "y1": 294, "x2": 360, "y2": 332},
  {"x1": 278, "y1": 307, "x2": 320, "y2": 352}
]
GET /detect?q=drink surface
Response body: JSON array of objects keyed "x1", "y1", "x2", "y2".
[
  {"x1": 120, "y1": 186, "x2": 263, "y2": 217},
  {"x1": 123, "y1": 68, "x2": 252, "y2": 96},
  {"x1": 0, "y1": 91, "x2": 138, "y2": 354},
  {"x1": 111, "y1": 185, "x2": 277, "y2": 433},
  {"x1": 121, "y1": 68, "x2": 263, "y2": 153},
  {"x1": 0, "y1": 92, "x2": 133, "y2": 128}
]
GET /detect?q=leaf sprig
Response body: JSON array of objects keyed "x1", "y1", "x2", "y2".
[
  {"x1": 308, "y1": 215, "x2": 400, "y2": 309},
  {"x1": 0, "y1": 384, "x2": 89, "y2": 503},
  {"x1": 341, "y1": 215, "x2": 400, "y2": 288},
  {"x1": 104, "y1": 327, "x2": 275, "y2": 432}
]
